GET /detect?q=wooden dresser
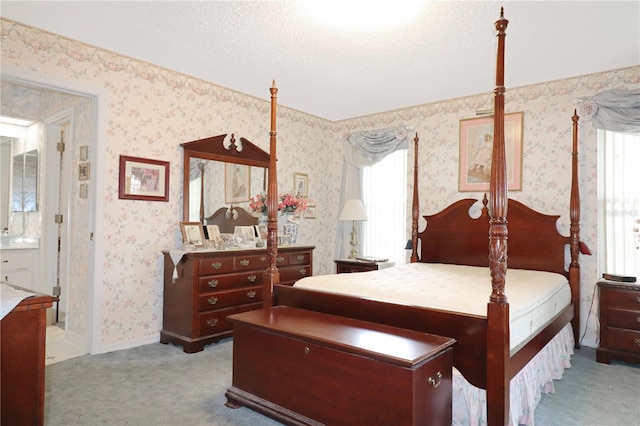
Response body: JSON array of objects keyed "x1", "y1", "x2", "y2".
[
  {"x1": 161, "y1": 245, "x2": 314, "y2": 353},
  {"x1": 596, "y1": 279, "x2": 640, "y2": 364},
  {"x1": 1, "y1": 284, "x2": 56, "y2": 426}
]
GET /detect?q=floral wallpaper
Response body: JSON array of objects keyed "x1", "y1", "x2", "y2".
[{"x1": 2, "y1": 17, "x2": 638, "y2": 352}]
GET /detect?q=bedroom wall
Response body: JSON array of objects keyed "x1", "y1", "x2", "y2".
[
  {"x1": 334, "y1": 65, "x2": 640, "y2": 347},
  {"x1": 2, "y1": 18, "x2": 637, "y2": 351},
  {"x1": 1, "y1": 18, "x2": 336, "y2": 352}
]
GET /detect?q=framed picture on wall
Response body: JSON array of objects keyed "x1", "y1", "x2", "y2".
[
  {"x1": 225, "y1": 163, "x2": 250, "y2": 203},
  {"x1": 303, "y1": 204, "x2": 316, "y2": 219},
  {"x1": 293, "y1": 172, "x2": 309, "y2": 197},
  {"x1": 118, "y1": 155, "x2": 170, "y2": 201},
  {"x1": 458, "y1": 111, "x2": 523, "y2": 192}
]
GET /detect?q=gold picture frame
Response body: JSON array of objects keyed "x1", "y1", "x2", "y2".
[
  {"x1": 180, "y1": 222, "x2": 205, "y2": 247},
  {"x1": 458, "y1": 111, "x2": 523, "y2": 192}
]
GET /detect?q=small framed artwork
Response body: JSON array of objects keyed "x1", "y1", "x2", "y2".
[
  {"x1": 293, "y1": 172, "x2": 309, "y2": 197},
  {"x1": 78, "y1": 163, "x2": 90, "y2": 181},
  {"x1": 118, "y1": 155, "x2": 170, "y2": 201},
  {"x1": 458, "y1": 111, "x2": 523, "y2": 192},
  {"x1": 304, "y1": 204, "x2": 316, "y2": 219},
  {"x1": 225, "y1": 163, "x2": 251, "y2": 203},
  {"x1": 205, "y1": 224, "x2": 221, "y2": 241},
  {"x1": 79, "y1": 145, "x2": 89, "y2": 161},
  {"x1": 79, "y1": 183, "x2": 88, "y2": 199},
  {"x1": 180, "y1": 222, "x2": 205, "y2": 247}
]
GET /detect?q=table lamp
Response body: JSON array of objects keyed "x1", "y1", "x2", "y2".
[{"x1": 338, "y1": 199, "x2": 368, "y2": 259}]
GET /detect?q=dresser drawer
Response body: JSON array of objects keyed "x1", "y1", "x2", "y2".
[
  {"x1": 198, "y1": 286, "x2": 262, "y2": 312},
  {"x1": 279, "y1": 265, "x2": 311, "y2": 285},
  {"x1": 607, "y1": 288, "x2": 640, "y2": 310},
  {"x1": 604, "y1": 327, "x2": 640, "y2": 354},
  {"x1": 608, "y1": 308, "x2": 640, "y2": 331},
  {"x1": 197, "y1": 302, "x2": 262, "y2": 337},
  {"x1": 198, "y1": 271, "x2": 263, "y2": 293},
  {"x1": 234, "y1": 254, "x2": 269, "y2": 270},
  {"x1": 288, "y1": 251, "x2": 311, "y2": 265},
  {"x1": 199, "y1": 256, "x2": 235, "y2": 275}
]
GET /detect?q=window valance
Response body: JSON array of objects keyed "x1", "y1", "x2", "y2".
[{"x1": 578, "y1": 89, "x2": 640, "y2": 135}]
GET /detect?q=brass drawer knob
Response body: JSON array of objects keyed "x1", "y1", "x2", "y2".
[
  {"x1": 247, "y1": 290, "x2": 257, "y2": 299},
  {"x1": 207, "y1": 297, "x2": 218, "y2": 305},
  {"x1": 247, "y1": 275, "x2": 257, "y2": 283},
  {"x1": 260, "y1": 256, "x2": 267, "y2": 261},
  {"x1": 304, "y1": 346, "x2": 310, "y2": 354},
  {"x1": 212, "y1": 262, "x2": 222, "y2": 270},
  {"x1": 637, "y1": 296, "x2": 640, "y2": 303},
  {"x1": 428, "y1": 372, "x2": 442, "y2": 388},
  {"x1": 296, "y1": 255, "x2": 304, "y2": 261},
  {"x1": 207, "y1": 279, "x2": 218, "y2": 288},
  {"x1": 299, "y1": 268, "x2": 308, "y2": 276},
  {"x1": 636, "y1": 316, "x2": 640, "y2": 323},
  {"x1": 240, "y1": 259, "x2": 250, "y2": 267},
  {"x1": 206, "y1": 318, "x2": 218, "y2": 327},
  {"x1": 635, "y1": 338, "x2": 640, "y2": 347},
  {"x1": 277, "y1": 256, "x2": 285, "y2": 263}
]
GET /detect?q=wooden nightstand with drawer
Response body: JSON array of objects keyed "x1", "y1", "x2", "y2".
[
  {"x1": 335, "y1": 258, "x2": 394, "y2": 274},
  {"x1": 596, "y1": 279, "x2": 640, "y2": 364}
]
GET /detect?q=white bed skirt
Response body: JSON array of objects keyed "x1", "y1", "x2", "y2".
[{"x1": 452, "y1": 323, "x2": 574, "y2": 426}]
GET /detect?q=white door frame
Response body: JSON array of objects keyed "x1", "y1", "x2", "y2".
[{"x1": 2, "y1": 67, "x2": 107, "y2": 354}]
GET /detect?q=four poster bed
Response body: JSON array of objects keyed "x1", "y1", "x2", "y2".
[{"x1": 227, "y1": 8, "x2": 582, "y2": 426}]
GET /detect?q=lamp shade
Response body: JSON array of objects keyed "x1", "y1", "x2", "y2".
[{"x1": 338, "y1": 199, "x2": 368, "y2": 221}]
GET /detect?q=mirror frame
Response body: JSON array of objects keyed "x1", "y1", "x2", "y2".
[{"x1": 181, "y1": 133, "x2": 270, "y2": 222}]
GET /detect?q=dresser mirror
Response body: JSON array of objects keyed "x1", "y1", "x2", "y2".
[{"x1": 182, "y1": 134, "x2": 270, "y2": 224}]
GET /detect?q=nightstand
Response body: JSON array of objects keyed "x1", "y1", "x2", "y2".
[
  {"x1": 596, "y1": 279, "x2": 640, "y2": 364},
  {"x1": 334, "y1": 259, "x2": 394, "y2": 274}
]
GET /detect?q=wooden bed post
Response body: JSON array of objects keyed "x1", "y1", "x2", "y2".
[
  {"x1": 411, "y1": 133, "x2": 420, "y2": 263},
  {"x1": 570, "y1": 110, "x2": 581, "y2": 348},
  {"x1": 487, "y1": 8, "x2": 510, "y2": 426},
  {"x1": 264, "y1": 81, "x2": 280, "y2": 308}
]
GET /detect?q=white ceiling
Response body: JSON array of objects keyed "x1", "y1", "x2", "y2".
[{"x1": 2, "y1": 1, "x2": 639, "y2": 121}]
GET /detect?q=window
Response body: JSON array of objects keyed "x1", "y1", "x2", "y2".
[
  {"x1": 361, "y1": 148, "x2": 407, "y2": 265},
  {"x1": 599, "y1": 130, "x2": 640, "y2": 276}
]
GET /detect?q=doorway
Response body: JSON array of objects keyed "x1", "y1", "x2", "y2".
[{"x1": 1, "y1": 77, "x2": 96, "y2": 359}]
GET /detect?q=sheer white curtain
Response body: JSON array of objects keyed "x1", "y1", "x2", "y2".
[
  {"x1": 362, "y1": 149, "x2": 407, "y2": 265},
  {"x1": 599, "y1": 130, "x2": 640, "y2": 276}
]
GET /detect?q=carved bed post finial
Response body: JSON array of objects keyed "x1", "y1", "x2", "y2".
[
  {"x1": 489, "y1": 8, "x2": 509, "y2": 304},
  {"x1": 264, "y1": 82, "x2": 280, "y2": 307},
  {"x1": 411, "y1": 133, "x2": 420, "y2": 262},
  {"x1": 569, "y1": 110, "x2": 582, "y2": 348}
]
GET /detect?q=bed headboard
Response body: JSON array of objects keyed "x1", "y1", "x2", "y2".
[
  {"x1": 418, "y1": 196, "x2": 569, "y2": 277},
  {"x1": 205, "y1": 206, "x2": 258, "y2": 234}
]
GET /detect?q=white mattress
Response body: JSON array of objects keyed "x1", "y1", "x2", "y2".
[{"x1": 293, "y1": 262, "x2": 571, "y2": 350}]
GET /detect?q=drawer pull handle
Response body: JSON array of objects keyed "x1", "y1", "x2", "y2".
[
  {"x1": 299, "y1": 268, "x2": 308, "y2": 276},
  {"x1": 207, "y1": 280, "x2": 218, "y2": 288},
  {"x1": 637, "y1": 316, "x2": 640, "y2": 324},
  {"x1": 207, "y1": 297, "x2": 218, "y2": 305},
  {"x1": 304, "y1": 346, "x2": 310, "y2": 354},
  {"x1": 247, "y1": 275, "x2": 257, "y2": 283},
  {"x1": 206, "y1": 318, "x2": 218, "y2": 327},
  {"x1": 637, "y1": 297, "x2": 640, "y2": 303},
  {"x1": 240, "y1": 259, "x2": 250, "y2": 267},
  {"x1": 296, "y1": 255, "x2": 304, "y2": 261},
  {"x1": 277, "y1": 256, "x2": 285, "y2": 263},
  {"x1": 212, "y1": 262, "x2": 222, "y2": 270},
  {"x1": 635, "y1": 338, "x2": 640, "y2": 347},
  {"x1": 260, "y1": 256, "x2": 267, "y2": 261},
  {"x1": 247, "y1": 290, "x2": 257, "y2": 299},
  {"x1": 428, "y1": 372, "x2": 442, "y2": 388}
]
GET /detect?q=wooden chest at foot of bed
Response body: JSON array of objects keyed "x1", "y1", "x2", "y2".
[{"x1": 225, "y1": 306, "x2": 456, "y2": 426}]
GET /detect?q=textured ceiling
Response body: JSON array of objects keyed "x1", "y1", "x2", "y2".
[{"x1": 2, "y1": 1, "x2": 639, "y2": 121}]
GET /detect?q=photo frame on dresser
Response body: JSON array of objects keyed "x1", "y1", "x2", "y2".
[{"x1": 180, "y1": 222, "x2": 205, "y2": 247}]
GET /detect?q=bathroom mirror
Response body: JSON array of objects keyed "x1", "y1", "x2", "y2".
[{"x1": 181, "y1": 134, "x2": 270, "y2": 223}]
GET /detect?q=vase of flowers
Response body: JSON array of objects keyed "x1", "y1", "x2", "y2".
[{"x1": 249, "y1": 193, "x2": 268, "y2": 225}]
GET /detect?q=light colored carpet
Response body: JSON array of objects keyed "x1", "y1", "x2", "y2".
[{"x1": 44, "y1": 339, "x2": 639, "y2": 426}]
